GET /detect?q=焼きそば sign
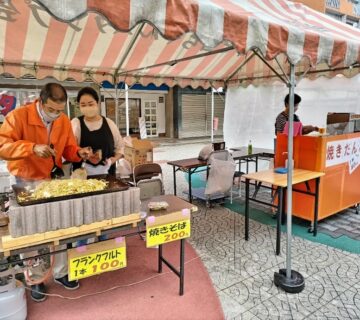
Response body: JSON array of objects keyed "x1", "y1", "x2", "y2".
[
  {"x1": 68, "y1": 237, "x2": 126, "y2": 281},
  {"x1": 146, "y1": 209, "x2": 191, "y2": 248},
  {"x1": 326, "y1": 137, "x2": 360, "y2": 174}
]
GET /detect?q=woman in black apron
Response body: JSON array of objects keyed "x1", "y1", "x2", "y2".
[{"x1": 71, "y1": 87, "x2": 124, "y2": 176}]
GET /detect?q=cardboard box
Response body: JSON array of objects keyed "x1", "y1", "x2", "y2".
[{"x1": 124, "y1": 138, "x2": 153, "y2": 170}]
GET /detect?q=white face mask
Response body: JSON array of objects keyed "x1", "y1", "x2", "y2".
[
  {"x1": 80, "y1": 106, "x2": 98, "y2": 118},
  {"x1": 40, "y1": 107, "x2": 61, "y2": 123}
]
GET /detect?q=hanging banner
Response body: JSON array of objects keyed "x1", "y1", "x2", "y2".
[{"x1": 326, "y1": 137, "x2": 360, "y2": 174}]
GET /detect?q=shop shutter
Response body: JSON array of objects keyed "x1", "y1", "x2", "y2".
[{"x1": 179, "y1": 94, "x2": 207, "y2": 138}]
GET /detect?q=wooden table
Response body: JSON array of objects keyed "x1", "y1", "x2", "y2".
[
  {"x1": 167, "y1": 158, "x2": 207, "y2": 202},
  {"x1": 243, "y1": 169, "x2": 324, "y2": 255},
  {"x1": 141, "y1": 194, "x2": 198, "y2": 215},
  {"x1": 140, "y1": 195, "x2": 197, "y2": 295}
]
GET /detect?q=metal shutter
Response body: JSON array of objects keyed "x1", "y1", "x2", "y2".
[{"x1": 179, "y1": 94, "x2": 207, "y2": 138}]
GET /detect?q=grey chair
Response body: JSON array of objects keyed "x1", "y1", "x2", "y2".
[{"x1": 133, "y1": 163, "x2": 164, "y2": 200}]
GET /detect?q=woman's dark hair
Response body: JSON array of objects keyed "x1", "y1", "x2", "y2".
[
  {"x1": 77, "y1": 87, "x2": 99, "y2": 103},
  {"x1": 40, "y1": 83, "x2": 67, "y2": 104},
  {"x1": 284, "y1": 93, "x2": 301, "y2": 105}
]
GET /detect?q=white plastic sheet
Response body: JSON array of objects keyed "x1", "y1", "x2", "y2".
[
  {"x1": 224, "y1": 75, "x2": 360, "y2": 150},
  {"x1": 205, "y1": 158, "x2": 236, "y2": 196}
]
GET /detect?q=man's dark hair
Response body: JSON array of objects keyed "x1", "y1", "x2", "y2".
[
  {"x1": 39, "y1": 83, "x2": 67, "y2": 104},
  {"x1": 76, "y1": 87, "x2": 99, "y2": 103},
  {"x1": 284, "y1": 93, "x2": 301, "y2": 106}
]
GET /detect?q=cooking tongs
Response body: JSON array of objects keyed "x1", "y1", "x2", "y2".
[{"x1": 50, "y1": 144, "x2": 64, "y2": 179}]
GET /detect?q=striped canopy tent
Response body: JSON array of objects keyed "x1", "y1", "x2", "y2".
[
  {"x1": 1, "y1": 0, "x2": 360, "y2": 292},
  {"x1": 0, "y1": 0, "x2": 359, "y2": 89}
]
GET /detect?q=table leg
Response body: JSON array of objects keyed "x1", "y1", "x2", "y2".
[
  {"x1": 281, "y1": 188, "x2": 286, "y2": 225},
  {"x1": 276, "y1": 187, "x2": 283, "y2": 255},
  {"x1": 245, "y1": 178, "x2": 250, "y2": 241},
  {"x1": 172, "y1": 166, "x2": 177, "y2": 196},
  {"x1": 188, "y1": 170, "x2": 192, "y2": 203},
  {"x1": 158, "y1": 244, "x2": 163, "y2": 273},
  {"x1": 179, "y1": 239, "x2": 185, "y2": 296},
  {"x1": 313, "y1": 177, "x2": 320, "y2": 237}
]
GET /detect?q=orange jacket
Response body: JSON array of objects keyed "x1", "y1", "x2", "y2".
[{"x1": 0, "y1": 100, "x2": 81, "y2": 180}]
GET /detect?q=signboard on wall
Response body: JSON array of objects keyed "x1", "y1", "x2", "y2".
[{"x1": 326, "y1": 137, "x2": 360, "y2": 174}]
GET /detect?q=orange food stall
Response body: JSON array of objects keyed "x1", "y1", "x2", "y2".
[{"x1": 275, "y1": 132, "x2": 360, "y2": 224}]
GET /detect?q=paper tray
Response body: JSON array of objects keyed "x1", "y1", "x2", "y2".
[{"x1": 12, "y1": 175, "x2": 130, "y2": 206}]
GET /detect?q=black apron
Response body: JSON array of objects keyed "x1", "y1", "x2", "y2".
[{"x1": 73, "y1": 116, "x2": 116, "y2": 175}]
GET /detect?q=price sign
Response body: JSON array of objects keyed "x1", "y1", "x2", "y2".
[
  {"x1": 68, "y1": 238, "x2": 127, "y2": 281},
  {"x1": 146, "y1": 210, "x2": 191, "y2": 248}
]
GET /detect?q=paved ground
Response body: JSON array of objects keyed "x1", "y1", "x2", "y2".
[{"x1": 154, "y1": 142, "x2": 360, "y2": 320}]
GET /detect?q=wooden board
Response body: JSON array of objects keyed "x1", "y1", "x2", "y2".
[
  {"x1": 1, "y1": 213, "x2": 141, "y2": 253},
  {"x1": 243, "y1": 168, "x2": 324, "y2": 187}
]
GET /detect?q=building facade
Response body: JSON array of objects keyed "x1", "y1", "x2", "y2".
[{"x1": 295, "y1": 0, "x2": 360, "y2": 27}]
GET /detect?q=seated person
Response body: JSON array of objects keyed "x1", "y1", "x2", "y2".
[{"x1": 275, "y1": 93, "x2": 318, "y2": 136}]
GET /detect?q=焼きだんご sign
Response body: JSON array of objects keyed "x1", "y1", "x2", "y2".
[{"x1": 326, "y1": 137, "x2": 360, "y2": 174}]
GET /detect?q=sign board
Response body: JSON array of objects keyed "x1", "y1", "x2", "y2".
[
  {"x1": 139, "y1": 117, "x2": 147, "y2": 139},
  {"x1": 68, "y1": 237, "x2": 127, "y2": 281},
  {"x1": 213, "y1": 117, "x2": 219, "y2": 131},
  {"x1": 146, "y1": 209, "x2": 191, "y2": 248},
  {"x1": 350, "y1": 114, "x2": 360, "y2": 121},
  {"x1": 326, "y1": 137, "x2": 360, "y2": 174}
]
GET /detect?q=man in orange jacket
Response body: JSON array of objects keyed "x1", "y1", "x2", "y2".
[
  {"x1": 0, "y1": 83, "x2": 91, "y2": 180},
  {"x1": 0, "y1": 83, "x2": 92, "y2": 302}
]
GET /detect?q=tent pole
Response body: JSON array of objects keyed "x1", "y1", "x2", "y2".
[
  {"x1": 211, "y1": 88, "x2": 214, "y2": 142},
  {"x1": 125, "y1": 83, "x2": 130, "y2": 137},
  {"x1": 274, "y1": 63, "x2": 305, "y2": 294},
  {"x1": 115, "y1": 84, "x2": 119, "y2": 128},
  {"x1": 286, "y1": 64, "x2": 295, "y2": 279}
]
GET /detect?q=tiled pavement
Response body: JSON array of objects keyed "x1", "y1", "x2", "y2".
[
  {"x1": 189, "y1": 205, "x2": 360, "y2": 319},
  {"x1": 154, "y1": 142, "x2": 360, "y2": 320}
]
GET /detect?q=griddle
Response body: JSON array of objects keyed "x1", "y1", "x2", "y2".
[{"x1": 12, "y1": 175, "x2": 130, "y2": 206}]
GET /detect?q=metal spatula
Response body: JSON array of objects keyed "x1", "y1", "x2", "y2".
[{"x1": 50, "y1": 144, "x2": 64, "y2": 179}]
